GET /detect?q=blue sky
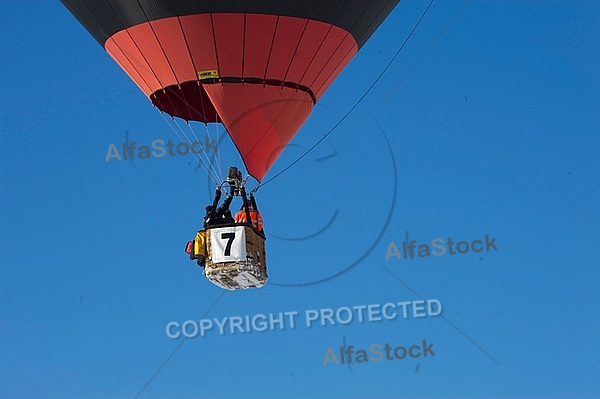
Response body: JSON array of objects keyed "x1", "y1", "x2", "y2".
[{"x1": 1, "y1": 1, "x2": 599, "y2": 398}]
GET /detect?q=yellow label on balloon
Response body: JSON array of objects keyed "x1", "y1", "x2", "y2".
[{"x1": 198, "y1": 70, "x2": 219, "y2": 79}]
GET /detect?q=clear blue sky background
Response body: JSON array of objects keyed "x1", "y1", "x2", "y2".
[{"x1": 1, "y1": 1, "x2": 599, "y2": 398}]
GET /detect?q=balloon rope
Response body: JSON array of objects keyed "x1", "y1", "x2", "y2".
[
  {"x1": 257, "y1": 0, "x2": 436, "y2": 190},
  {"x1": 159, "y1": 113, "x2": 220, "y2": 183},
  {"x1": 184, "y1": 120, "x2": 222, "y2": 181},
  {"x1": 215, "y1": 110, "x2": 222, "y2": 180}
]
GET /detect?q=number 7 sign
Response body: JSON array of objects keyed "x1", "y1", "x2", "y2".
[{"x1": 210, "y1": 226, "x2": 247, "y2": 263}]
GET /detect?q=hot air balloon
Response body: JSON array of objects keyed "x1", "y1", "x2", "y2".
[
  {"x1": 60, "y1": 0, "x2": 400, "y2": 181},
  {"x1": 61, "y1": 0, "x2": 401, "y2": 289}
]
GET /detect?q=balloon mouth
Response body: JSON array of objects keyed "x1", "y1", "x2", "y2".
[
  {"x1": 150, "y1": 81, "x2": 221, "y2": 123},
  {"x1": 150, "y1": 77, "x2": 316, "y2": 125}
]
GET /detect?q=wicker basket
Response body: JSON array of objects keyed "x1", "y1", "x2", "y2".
[{"x1": 204, "y1": 224, "x2": 267, "y2": 290}]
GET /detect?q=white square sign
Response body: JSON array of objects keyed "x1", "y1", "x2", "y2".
[{"x1": 210, "y1": 226, "x2": 247, "y2": 264}]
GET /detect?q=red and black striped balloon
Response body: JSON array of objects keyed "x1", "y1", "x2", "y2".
[{"x1": 61, "y1": 0, "x2": 400, "y2": 181}]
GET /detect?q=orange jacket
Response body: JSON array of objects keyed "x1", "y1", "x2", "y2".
[{"x1": 234, "y1": 209, "x2": 264, "y2": 231}]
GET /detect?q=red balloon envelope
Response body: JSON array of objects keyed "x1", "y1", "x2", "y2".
[{"x1": 61, "y1": 0, "x2": 400, "y2": 181}]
